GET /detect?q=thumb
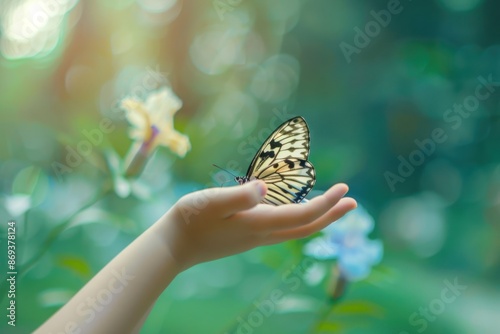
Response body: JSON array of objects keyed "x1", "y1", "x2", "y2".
[{"x1": 218, "y1": 181, "x2": 267, "y2": 217}]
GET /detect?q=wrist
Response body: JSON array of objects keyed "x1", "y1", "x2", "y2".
[{"x1": 150, "y1": 210, "x2": 192, "y2": 273}]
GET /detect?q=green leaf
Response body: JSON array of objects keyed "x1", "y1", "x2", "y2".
[
  {"x1": 56, "y1": 255, "x2": 92, "y2": 280},
  {"x1": 11, "y1": 165, "x2": 49, "y2": 206},
  {"x1": 316, "y1": 321, "x2": 343, "y2": 332},
  {"x1": 364, "y1": 264, "x2": 398, "y2": 285},
  {"x1": 12, "y1": 166, "x2": 41, "y2": 195},
  {"x1": 334, "y1": 300, "x2": 385, "y2": 318}
]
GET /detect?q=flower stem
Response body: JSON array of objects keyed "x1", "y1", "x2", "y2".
[{"x1": 311, "y1": 264, "x2": 348, "y2": 332}]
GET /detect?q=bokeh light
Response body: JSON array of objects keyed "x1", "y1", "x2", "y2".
[{"x1": 0, "y1": 0, "x2": 79, "y2": 59}]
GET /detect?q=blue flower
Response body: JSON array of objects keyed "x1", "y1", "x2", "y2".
[{"x1": 303, "y1": 204, "x2": 383, "y2": 281}]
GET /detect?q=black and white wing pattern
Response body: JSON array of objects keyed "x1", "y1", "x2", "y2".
[{"x1": 235, "y1": 116, "x2": 316, "y2": 205}]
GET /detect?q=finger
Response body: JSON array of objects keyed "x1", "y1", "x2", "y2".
[
  {"x1": 252, "y1": 183, "x2": 349, "y2": 231},
  {"x1": 265, "y1": 197, "x2": 357, "y2": 243},
  {"x1": 208, "y1": 181, "x2": 267, "y2": 218}
]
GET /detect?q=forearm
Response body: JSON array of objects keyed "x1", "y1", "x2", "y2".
[
  {"x1": 35, "y1": 215, "x2": 179, "y2": 334},
  {"x1": 34, "y1": 182, "x2": 356, "y2": 333}
]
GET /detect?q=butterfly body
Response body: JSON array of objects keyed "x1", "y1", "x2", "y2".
[{"x1": 236, "y1": 116, "x2": 316, "y2": 205}]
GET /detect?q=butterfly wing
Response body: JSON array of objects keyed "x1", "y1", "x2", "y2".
[
  {"x1": 245, "y1": 116, "x2": 311, "y2": 176},
  {"x1": 245, "y1": 116, "x2": 316, "y2": 205},
  {"x1": 255, "y1": 158, "x2": 316, "y2": 205}
]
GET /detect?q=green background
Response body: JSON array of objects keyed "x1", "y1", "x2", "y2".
[{"x1": 0, "y1": 0, "x2": 499, "y2": 333}]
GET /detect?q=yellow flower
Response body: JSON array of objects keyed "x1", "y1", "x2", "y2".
[{"x1": 121, "y1": 88, "x2": 190, "y2": 177}]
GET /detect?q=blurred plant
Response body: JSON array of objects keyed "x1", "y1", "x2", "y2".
[
  {"x1": 121, "y1": 87, "x2": 191, "y2": 178},
  {"x1": 0, "y1": 87, "x2": 191, "y2": 304},
  {"x1": 4, "y1": 194, "x2": 31, "y2": 218},
  {"x1": 303, "y1": 204, "x2": 383, "y2": 331},
  {"x1": 304, "y1": 204, "x2": 383, "y2": 284}
]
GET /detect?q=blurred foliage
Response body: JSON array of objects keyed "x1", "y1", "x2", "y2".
[{"x1": 1, "y1": 0, "x2": 500, "y2": 333}]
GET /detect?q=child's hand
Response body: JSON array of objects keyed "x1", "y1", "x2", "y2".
[
  {"x1": 36, "y1": 181, "x2": 356, "y2": 333},
  {"x1": 157, "y1": 181, "x2": 357, "y2": 271}
]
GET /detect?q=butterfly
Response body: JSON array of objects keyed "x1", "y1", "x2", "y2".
[{"x1": 235, "y1": 116, "x2": 316, "y2": 205}]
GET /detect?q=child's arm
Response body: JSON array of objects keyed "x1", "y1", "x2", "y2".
[{"x1": 35, "y1": 181, "x2": 356, "y2": 333}]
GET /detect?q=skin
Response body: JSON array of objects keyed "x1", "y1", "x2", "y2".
[{"x1": 35, "y1": 181, "x2": 356, "y2": 333}]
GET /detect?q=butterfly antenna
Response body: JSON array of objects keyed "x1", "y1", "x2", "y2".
[{"x1": 212, "y1": 164, "x2": 238, "y2": 178}]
